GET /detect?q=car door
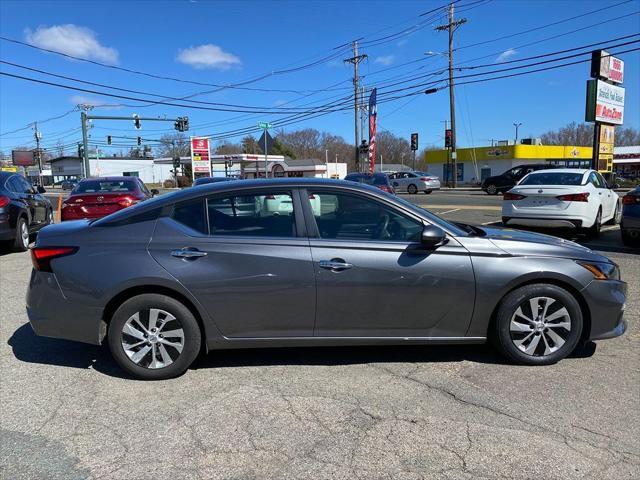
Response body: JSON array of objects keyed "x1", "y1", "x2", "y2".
[
  {"x1": 148, "y1": 188, "x2": 316, "y2": 338},
  {"x1": 301, "y1": 188, "x2": 475, "y2": 338},
  {"x1": 596, "y1": 172, "x2": 617, "y2": 218},
  {"x1": 589, "y1": 172, "x2": 612, "y2": 218},
  {"x1": 9, "y1": 175, "x2": 43, "y2": 225}
]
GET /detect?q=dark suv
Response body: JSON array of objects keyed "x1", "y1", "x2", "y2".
[
  {"x1": 0, "y1": 171, "x2": 54, "y2": 251},
  {"x1": 481, "y1": 164, "x2": 554, "y2": 195},
  {"x1": 344, "y1": 172, "x2": 395, "y2": 194}
]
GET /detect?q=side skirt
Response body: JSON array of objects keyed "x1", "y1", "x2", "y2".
[{"x1": 206, "y1": 336, "x2": 487, "y2": 350}]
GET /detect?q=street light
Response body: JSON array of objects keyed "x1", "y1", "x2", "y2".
[{"x1": 513, "y1": 122, "x2": 523, "y2": 144}]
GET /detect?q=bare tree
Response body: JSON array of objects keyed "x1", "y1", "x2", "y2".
[
  {"x1": 540, "y1": 122, "x2": 639, "y2": 146},
  {"x1": 375, "y1": 131, "x2": 412, "y2": 166},
  {"x1": 241, "y1": 135, "x2": 259, "y2": 154},
  {"x1": 155, "y1": 133, "x2": 190, "y2": 158},
  {"x1": 55, "y1": 140, "x2": 66, "y2": 158},
  {"x1": 215, "y1": 141, "x2": 243, "y2": 155}
]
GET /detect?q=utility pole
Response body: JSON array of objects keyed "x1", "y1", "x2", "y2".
[
  {"x1": 79, "y1": 104, "x2": 93, "y2": 178},
  {"x1": 33, "y1": 121, "x2": 42, "y2": 185},
  {"x1": 513, "y1": 122, "x2": 522, "y2": 143},
  {"x1": 344, "y1": 41, "x2": 367, "y2": 172},
  {"x1": 436, "y1": 3, "x2": 466, "y2": 188}
]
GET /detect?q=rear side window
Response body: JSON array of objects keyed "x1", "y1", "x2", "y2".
[
  {"x1": 172, "y1": 199, "x2": 207, "y2": 234},
  {"x1": 207, "y1": 192, "x2": 296, "y2": 237}
]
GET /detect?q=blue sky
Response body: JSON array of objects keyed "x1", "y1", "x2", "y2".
[{"x1": 1, "y1": 0, "x2": 639, "y2": 156}]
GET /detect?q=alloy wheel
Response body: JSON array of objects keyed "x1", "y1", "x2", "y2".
[
  {"x1": 487, "y1": 184, "x2": 497, "y2": 195},
  {"x1": 121, "y1": 308, "x2": 185, "y2": 369},
  {"x1": 509, "y1": 296, "x2": 572, "y2": 356},
  {"x1": 20, "y1": 222, "x2": 29, "y2": 248}
]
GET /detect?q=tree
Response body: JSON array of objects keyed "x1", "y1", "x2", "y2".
[
  {"x1": 540, "y1": 122, "x2": 640, "y2": 146},
  {"x1": 155, "y1": 133, "x2": 190, "y2": 158},
  {"x1": 215, "y1": 141, "x2": 242, "y2": 155},
  {"x1": 241, "y1": 135, "x2": 259, "y2": 154},
  {"x1": 375, "y1": 130, "x2": 412, "y2": 167},
  {"x1": 55, "y1": 140, "x2": 66, "y2": 158}
]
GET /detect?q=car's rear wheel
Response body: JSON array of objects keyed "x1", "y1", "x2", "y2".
[
  {"x1": 485, "y1": 184, "x2": 498, "y2": 195},
  {"x1": 108, "y1": 294, "x2": 202, "y2": 380},
  {"x1": 14, "y1": 217, "x2": 29, "y2": 252},
  {"x1": 621, "y1": 229, "x2": 638, "y2": 246},
  {"x1": 585, "y1": 209, "x2": 602, "y2": 238},
  {"x1": 606, "y1": 202, "x2": 621, "y2": 225},
  {"x1": 492, "y1": 284, "x2": 583, "y2": 366},
  {"x1": 407, "y1": 184, "x2": 418, "y2": 194},
  {"x1": 424, "y1": 189, "x2": 433, "y2": 194}
]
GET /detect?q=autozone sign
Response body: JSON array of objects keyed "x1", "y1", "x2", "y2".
[{"x1": 585, "y1": 79, "x2": 625, "y2": 125}]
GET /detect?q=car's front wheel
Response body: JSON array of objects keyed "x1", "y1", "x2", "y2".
[
  {"x1": 407, "y1": 184, "x2": 418, "y2": 194},
  {"x1": 108, "y1": 294, "x2": 202, "y2": 380},
  {"x1": 485, "y1": 184, "x2": 498, "y2": 195},
  {"x1": 492, "y1": 284, "x2": 583, "y2": 365}
]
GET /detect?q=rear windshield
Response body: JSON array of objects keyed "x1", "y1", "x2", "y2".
[
  {"x1": 75, "y1": 180, "x2": 136, "y2": 193},
  {"x1": 519, "y1": 172, "x2": 584, "y2": 186},
  {"x1": 346, "y1": 174, "x2": 388, "y2": 186}
]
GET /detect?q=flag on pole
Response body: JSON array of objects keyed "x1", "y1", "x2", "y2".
[{"x1": 368, "y1": 88, "x2": 377, "y2": 174}]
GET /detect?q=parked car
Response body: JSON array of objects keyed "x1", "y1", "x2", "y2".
[
  {"x1": 502, "y1": 169, "x2": 620, "y2": 237},
  {"x1": 61, "y1": 179, "x2": 78, "y2": 191},
  {"x1": 193, "y1": 177, "x2": 237, "y2": 187},
  {"x1": 482, "y1": 164, "x2": 555, "y2": 195},
  {"x1": 621, "y1": 186, "x2": 640, "y2": 246},
  {"x1": 344, "y1": 172, "x2": 395, "y2": 194},
  {"x1": 27, "y1": 178, "x2": 626, "y2": 379},
  {"x1": 388, "y1": 171, "x2": 441, "y2": 194},
  {"x1": 0, "y1": 171, "x2": 54, "y2": 251},
  {"x1": 61, "y1": 176, "x2": 159, "y2": 221}
]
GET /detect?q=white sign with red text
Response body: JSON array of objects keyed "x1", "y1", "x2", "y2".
[{"x1": 594, "y1": 80, "x2": 625, "y2": 125}]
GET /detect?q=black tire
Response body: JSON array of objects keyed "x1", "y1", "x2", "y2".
[
  {"x1": 46, "y1": 209, "x2": 54, "y2": 225},
  {"x1": 13, "y1": 216, "x2": 29, "y2": 252},
  {"x1": 108, "y1": 294, "x2": 202, "y2": 380},
  {"x1": 485, "y1": 184, "x2": 498, "y2": 195},
  {"x1": 492, "y1": 283, "x2": 583, "y2": 366},
  {"x1": 407, "y1": 184, "x2": 418, "y2": 194},
  {"x1": 424, "y1": 190, "x2": 433, "y2": 194},
  {"x1": 585, "y1": 208, "x2": 602, "y2": 238},
  {"x1": 621, "y1": 230, "x2": 639, "y2": 247}
]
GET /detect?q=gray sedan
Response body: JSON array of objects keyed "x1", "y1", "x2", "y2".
[
  {"x1": 27, "y1": 178, "x2": 626, "y2": 380},
  {"x1": 388, "y1": 171, "x2": 441, "y2": 194}
]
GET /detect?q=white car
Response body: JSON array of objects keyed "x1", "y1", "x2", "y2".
[{"x1": 501, "y1": 169, "x2": 620, "y2": 237}]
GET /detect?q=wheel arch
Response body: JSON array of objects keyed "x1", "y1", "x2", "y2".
[
  {"x1": 487, "y1": 277, "x2": 592, "y2": 345},
  {"x1": 102, "y1": 285, "x2": 210, "y2": 352}
]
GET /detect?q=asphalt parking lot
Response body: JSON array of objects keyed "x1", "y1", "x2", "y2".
[{"x1": 1, "y1": 190, "x2": 638, "y2": 479}]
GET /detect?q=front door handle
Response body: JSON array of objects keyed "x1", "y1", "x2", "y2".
[
  {"x1": 171, "y1": 248, "x2": 207, "y2": 259},
  {"x1": 319, "y1": 259, "x2": 353, "y2": 272}
]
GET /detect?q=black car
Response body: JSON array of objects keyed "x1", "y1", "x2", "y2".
[
  {"x1": 61, "y1": 179, "x2": 78, "y2": 190},
  {"x1": 344, "y1": 172, "x2": 395, "y2": 194},
  {"x1": 0, "y1": 172, "x2": 54, "y2": 251},
  {"x1": 481, "y1": 164, "x2": 555, "y2": 195}
]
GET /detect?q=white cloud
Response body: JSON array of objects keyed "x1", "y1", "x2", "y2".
[
  {"x1": 374, "y1": 55, "x2": 395, "y2": 66},
  {"x1": 495, "y1": 48, "x2": 516, "y2": 63},
  {"x1": 69, "y1": 95, "x2": 121, "y2": 110},
  {"x1": 396, "y1": 39, "x2": 409, "y2": 47},
  {"x1": 25, "y1": 24, "x2": 118, "y2": 64},
  {"x1": 176, "y1": 44, "x2": 241, "y2": 70}
]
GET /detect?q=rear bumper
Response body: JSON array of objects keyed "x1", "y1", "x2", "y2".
[
  {"x1": 582, "y1": 279, "x2": 627, "y2": 341},
  {"x1": 503, "y1": 217, "x2": 585, "y2": 229},
  {"x1": 26, "y1": 269, "x2": 105, "y2": 345}
]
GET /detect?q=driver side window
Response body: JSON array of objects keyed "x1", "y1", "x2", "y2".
[{"x1": 309, "y1": 191, "x2": 422, "y2": 242}]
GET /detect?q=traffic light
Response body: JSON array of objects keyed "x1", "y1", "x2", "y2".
[
  {"x1": 174, "y1": 117, "x2": 190, "y2": 132},
  {"x1": 137, "y1": 137, "x2": 142, "y2": 146},
  {"x1": 133, "y1": 114, "x2": 141, "y2": 130},
  {"x1": 172, "y1": 157, "x2": 180, "y2": 170},
  {"x1": 445, "y1": 129, "x2": 452, "y2": 148},
  {"x1": 410, "y1": 133, "x2": 418, "y2": 151},
  {"x1": 77, "y1": 143, "x2": 84, "y2": 158},
  {"x1": 107, "y1": 135, "x2": 112, "y2": 145}
]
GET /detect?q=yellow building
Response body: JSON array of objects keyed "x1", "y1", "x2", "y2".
[{"x1": 424, "y1": 144, "x2": 593, "y2": 184}]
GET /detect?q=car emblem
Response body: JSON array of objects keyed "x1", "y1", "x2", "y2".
[
  {"x1": 97, "y1": 196, "x2": 104, "y2": 202},
  {"x1": 538, "y1": 189, "x2": 543, "y2": 193}
]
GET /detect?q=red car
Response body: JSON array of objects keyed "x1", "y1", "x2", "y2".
[{"x1": 61, "y1": 177, "x2": 158, "y2": 221}]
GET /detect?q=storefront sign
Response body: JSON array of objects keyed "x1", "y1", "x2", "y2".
[
  {"x1": 190, "y1": 137, "x2": 211, "y2": 178},
  {"x1": 597, "y1": 153, "x2": 613, "y2": 173},
  {"x1": 586, "y1": 79, "x2": 625, "y2": 125},
  {"x1": 12, "y1": 150, "x2": 35, "y2": 166},
  {"x1": 591, "y1": 50, "x2": 624, "y2": 84},
  {"x1": 599, "y1": 124, "x2": 615, "y2": 144}
]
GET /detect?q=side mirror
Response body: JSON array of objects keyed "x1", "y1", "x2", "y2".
[
  {"x1": 150, "y1": 188, "x2": 160, "y2": 196},
  {"x1": 420, "y1": 225, "x2": 447, "y2": 248},
  {"x1": 612, "y1": 183, "x2": 620, "y2": 189},
  {"x1": 37, "y1": 185, "x2": 46, "y2": 194}
]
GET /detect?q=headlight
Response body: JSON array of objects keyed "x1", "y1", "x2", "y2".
[{"x1": 576, "y1": 261, "x2": 620, "y2": 280}]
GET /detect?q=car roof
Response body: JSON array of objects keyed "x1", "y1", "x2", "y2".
[
  {"x1": 80, "y1": 176, "x2": 138, "y2": 182},
  {"x1": 526, "y1": 168, "x2": 590, "y2": 174}
]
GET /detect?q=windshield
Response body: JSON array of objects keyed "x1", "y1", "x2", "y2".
[
  {"x1": 519, "y1": 172, "x2": 584, "y2": 186},
  {"x1": 74, "y1": 180, "x2": 136, "y2": 193}
]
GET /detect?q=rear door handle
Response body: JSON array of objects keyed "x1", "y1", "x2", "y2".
[
  {"x1": 319, "y1": 259, "x2": 353, "y2": 271},
  {"x1": 171, "y1": 248, "x2": 207, "y2": 259}
]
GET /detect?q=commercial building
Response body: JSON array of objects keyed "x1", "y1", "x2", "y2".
[
  {"x1": 613, "y1": 146, "x2": 640, "y2": 179},
  {"x1": 48, "y1": 155, "x2": 173, "y2": 185}
]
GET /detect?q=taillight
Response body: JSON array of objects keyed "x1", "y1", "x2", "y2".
[
  {"x1": 556, "y1": 193, "x2": 590, "y2": 202},
  {"x1": 117, "y1": 196, "x2": 139, "y2": 208},
  {"x1": 308, "y1": 194, "x2": 316, "y2": 199},
  {"x1": 623, "y1": 195, "x2": 640, "y2": 205},
  {"x1": 420, "y1": 177, "x2": 434, "y2": 181},
  {"x1": 0, "y1": 195, "x2": 10, "y2": 208},
  {"x1": 31, "y1": 246, "x2": 78, "y2": 272},
  {"x1": 379, "y1": 185, "x2": 393, "y2": 193},
  {"x1": 504, "y1": 192, "x2": 526, "y2": 201}
]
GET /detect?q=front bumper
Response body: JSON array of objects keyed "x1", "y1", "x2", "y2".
[
  {"x1": 26, "y1": 269, "x2": 105, "y2": 345},
  {"x1": 581, "y1": 279, "x2": 627, "y2": 341}
]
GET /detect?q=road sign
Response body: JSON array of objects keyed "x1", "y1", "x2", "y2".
[
  {"x1": 258, "y1": 122, "x2": 272, "y2": 130},
  {"x1": 190, "y1": 137, "x2": 212, "y2": 178}
]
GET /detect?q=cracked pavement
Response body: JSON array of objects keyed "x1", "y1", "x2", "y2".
[{"x1": 1, "y1": 248, "x2": 638, "y2": 479}]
